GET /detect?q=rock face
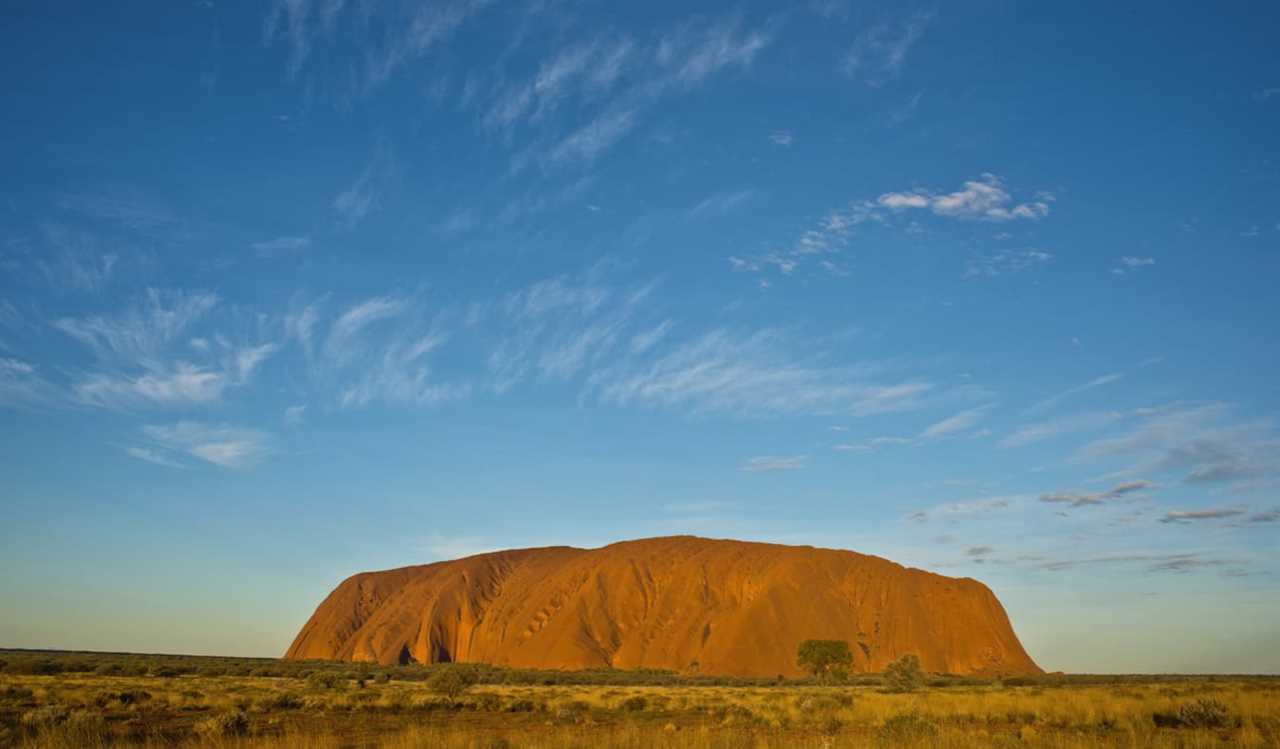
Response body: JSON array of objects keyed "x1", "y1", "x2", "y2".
[{"x1": 286, "y1": 536, "x2": 1041, "y2": 677}]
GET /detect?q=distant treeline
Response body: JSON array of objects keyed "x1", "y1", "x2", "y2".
[{"x1": 1, "y1": 649, "x2": 1272, "y2": 688}]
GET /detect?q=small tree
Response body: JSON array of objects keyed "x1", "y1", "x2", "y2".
[
  {"x1": 884, "y1": 654, "x2": 924, "y2": 692},
  {"x1": 797, "y1": 640, "x2": 853, "y2": 683},
  {"x1": 426, "y1": 667, "x2": 476, "y2": 700}
]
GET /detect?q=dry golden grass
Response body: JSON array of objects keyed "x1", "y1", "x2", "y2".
[{"x1": 3, "y1": 670, "x2": 1278, "y2": 748}]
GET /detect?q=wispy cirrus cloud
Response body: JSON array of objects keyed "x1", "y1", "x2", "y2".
[
  {"x1": 1112, "y1": 256, "x2": 1155, "y2": 275},
  {"x1": 482, "y1": 36, "x2": 637, "y2": 136},
  {"x1": 879, "y1": 174, "x2": 1051, "y2": 222},
  {"x1": 266, "y1": 0, "x2": 492, "y2": 87},
  {"x1": 1248, "y1": 509, "x2": 1280, "y2": 523},
  {"x1": 728, "y1": 200, "x2": 881, "y2": 279},
  {"x1": 33, "y1": 224, "x2": 119, "y2": 294},
  {"x1": 282, "y1": 404, "x2": 306, "y2": 427},
  {"x1": 629, "y1": 319, "x2": 674, "y2": 355},
  {"x1": 1040, "y1": 552, "x2": 1245, "y2": 574},
  {"x1": 593, "y1": 328, "x2": 931, "y2": 418},
  {"x1": 1028, "y1": 372, "x2": 1124, "y2": 414},
  {"x1": 908, "y1": 495, "x2": 1018, "y2": 522},
  {"x1": 251, "y1": 235, "x2": 311, "y2": 258},
  {"x1": 73, "y1": 363, "x2": 230, "y2": 409},
  {"x1": 730, "y1": 175, "x2": 1050, "y2": 283},
  {"x1": 688, "y1": 189, "x2": 756, "y2": 219},
  {"x1": 834, "y1": 435, "x2": 913, "y2": 452},
  {"x1": 920, "y1": 405, "x2": 991, "y2": 440},
  {"x1": 1158, "y1": 506, "x2": 1248, "y2": 524},
  {"x1": 337, "y1": 328, "x2": 468, "y2": 408},
  {"x1": 1073, "y1": 402, "x2": 1280, "y2": 487},
  {"x1": 51, "y1": 289, "x2": 218, "y2": 365},
  {"x1": 123, "y1": 445, "x2": 186, "y2": 469},
  {"x1": 843, "y1": 405, "x2": 991, "y2": 450},
  {"x1": 0, "y1": 357, "x2": 59, "y2": 408},
  {"x1": 1039, "y1": 479, "x2": 1153, "y2": 508},
  {"x1": 999, "y1": 410, "x2": 1125, "y2": 448},
  {"x1": 488, "y1": 273, "x2": 633, "y2": 391},
  {"x1": 963, "y1": 249, "x2": 1052, "y2": 279},
  {"x1": 58, "y1": 188, "x2": 184, "y2": 238},
  {"x1": 842, "y1": 11, "x2": 933, "y2": 86},
  {"x1": 333, "y1": 151, "x2": 393, "y2": 228},
  {"x1": 471, "y1": 269, "x2": 948, "y2": 421},
  {"x1": 509, "y1": 15, "x2": 776, "y2": 171},
  {"x1": 740, "y1": 455, "x2": 806, "y2": 473},
  {"x1": 136, "y1": 421, "x2": 269, "y2": 469},
  {"x1": 307, "y1": 293, "x2": 469, "y2": 408},
  {"x1": 323, "y1": 296, "x2": 409, "y2": 363},
  {"x1": 50, "y1": 289, "x2": 280, "y2": 410}
]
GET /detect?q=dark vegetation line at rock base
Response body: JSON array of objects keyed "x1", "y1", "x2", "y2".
[{"x1": 1, "y1": 649, "x2": 1272, "y2": 688}]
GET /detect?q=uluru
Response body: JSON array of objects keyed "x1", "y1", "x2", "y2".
[{"x1": 286, "y1": 536, "x2": 1041, "y2": 677}]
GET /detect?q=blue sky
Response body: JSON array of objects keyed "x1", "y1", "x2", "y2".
[{"x1": 2, "y1": 1, "x2": 1278, "y2": 673}]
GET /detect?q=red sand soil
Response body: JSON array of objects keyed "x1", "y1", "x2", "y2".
[{"x1": 286, "y1": 535, "x2": 1041, "y2": 677}]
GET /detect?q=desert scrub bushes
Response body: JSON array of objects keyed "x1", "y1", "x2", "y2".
[
  {"x1": 20, "y1": 706, "x2": 70, "y2": 730},
  {"x1": 195, "y1": 710, "x2": 249, "y2": 737},
  {"x1": 0, "y1": 685, "x2": 34, "y2": 702},
  {"x1": 257, "y1": 692, "x2": 303, "y2": 710},
  {"x1": 797, "y1": 640, "x2": 854, "y2": 683},
  {"x1": 306, "y1": 670, "x2": 345, "y2": 689},
  {"x1": 1177, "y1": 697, "x2": 1232, "y2": 728},
  {"x1": 618, "y1": 695, "x2": 648, "y2": 712},
  {"x1": 1152, "y1": 697, "x2": 1235, "y2": 728},
  {"x1": 883, "y1": 654, "x2": 925, "y2": 693},
  {"x1": 426, "y1": 667, "x2": 477, "y2": 699},
  {"x1": 878, "y1": 712, "x2": 939, "y2": 744}
]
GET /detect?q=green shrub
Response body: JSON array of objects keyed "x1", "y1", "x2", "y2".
[
  {"x1": 620, "y1": 695, "x2": 648, "y2": 712},
  {"x1": 116, "y1": 690, "x2": 152, "y2": 706},
  {"x1": 556, "y1": 700, "x2": 591, "y2": 721},
  {"x1": 472, "y1": 692, "x2": 502, "y2": 711},
  {"x1": 7, "y1": 658, "x2": 62, "y2": 675},
  {"x1": 195, "y1": 710, "x2": 249, "y2": 737},
  {"x1": 0, "y1": 686, "x2": 35, "y2": 702},
  {"x1": 1175, "y1": 698, "x2": 1231, "y2": 728},
  {"x1": 797, "y1": 640, "x2": 853, "y2": 683},
  {"x1": 20, "y1": 707, "x2": 69, "y2": 729},
  {"x1": 307, "y1": 671, "x2": 344, "y2": 690},
  {"x1": 884, "y1": 654, "x2": 925, "y2": 693},
  {"x1": 821, "y1": 716, "x2": 844, "y2": 736},
  {"x1": 62, "y1": 658, "x2": 95, "y2": 673},
  {"x1": 261, "y1": 692, "x2": 303, "y2": 710},
  {"x1": 878, "y1": 713, "x2": 938, "y2": 744},
  {"x1": 426, "y1": 667, "x2": 477, "y2": 699}
]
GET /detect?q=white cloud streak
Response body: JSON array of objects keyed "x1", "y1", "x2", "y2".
[
  {"x1": 1000, "y1": 410, "x2": 1125, "y2": 449},
  {"x1": 1028, "y1": 373, "x2": 1124, "y2": 414},
  {"x1": 964, "y1": 250, "x2": 1053, "y2": 279},
  {"x1": 140, "y1": 421, "x2": 269, "y2": 469},
  {"x1": 920, "y1": 405, "x2": 990, "y2": 440},
  {"x1": 879, "y1": 174, "x2": 1051, "y2": 222},
  {"x1": 740, "y1": 455, "x2": 806, "y2": 473},
  {"x1": 843, "y1": 11, "x2": 933, "y2": 86},
  {"x1": 1039, "y1": 480, "x2": 1153, "y2": 508}
]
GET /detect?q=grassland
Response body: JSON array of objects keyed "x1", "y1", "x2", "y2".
[{"x1": 2, "y1": 650, "x2": 1277, "y2": 748}]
